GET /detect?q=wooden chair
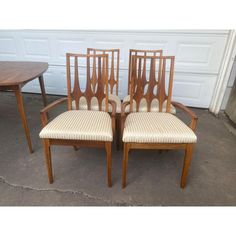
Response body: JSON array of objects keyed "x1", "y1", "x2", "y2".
[
  {"x1": 71, "y1": 48, "x2": 121, "y2": 149},
  {"x1": 39, "y1": 53, "x2": 116, "y2": 187},
  {"x1": 121, "y1": 54, "x2": 198, "y2": 188},
  {"x1": 123, "y1": 49, "x2": 176, "y2": 114}
]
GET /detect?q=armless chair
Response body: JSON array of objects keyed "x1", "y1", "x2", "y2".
[
  {"x1": 121, "y1": 54, "x2": 198, "y2": 188},
  {"x1": 39, "y1": 53, "x2": 116, "y2": 187},
  {"x1": 123, "y1": 49, "x2": 176, "y2": 114},
  {"x1": 72, "y1": 48, "x2": 121, "y2": 149}
]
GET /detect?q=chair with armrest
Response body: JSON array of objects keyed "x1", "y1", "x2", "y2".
[
  {"x1": 39, "y1": 53, "x2": 116, "y2": 187},
  {"x1": 121, "y1": 54, "x2": 198, "y2": 188}
]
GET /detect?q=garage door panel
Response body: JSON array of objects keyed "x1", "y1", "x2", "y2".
[
  {"x1": 172, "y1": 73, "x2": 217, "y2": 108},
  {"x1": 0, "y1": 36, "x2": 18, "y2": 59},
  {"x1": 133, "y1": 40, "x2": 168, "y2": 52},
  {"x1": 58, "y1": 39, "x2": 87, "y2": 58},
  {"x1": 175, "y1": 36, "x2": 227, "y2": 74},
  {"x1": 23, "y1": 38, "x2": 50, "y2": 59},
  {"x1": 91, "y1": 40, "x2": 127, "y2": 69}
]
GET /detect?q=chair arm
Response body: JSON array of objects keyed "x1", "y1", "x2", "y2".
[
  {"x1": 40, "y1": 97, "x2": 68, "y2": 127},
  {"x1": 121, "y1": 101, "x2": 131, "y2": 117},
  {"x1": 108, "y1": 99, "x2": 117, "y2": 134},
  {"x1": 108, "y1": 99, "x2": 117, "y2": 118},
  {"x1": 121, "y1": 101, "x2": 131, "y2": 137},
  {"x1": 171, "y1": 101, "x2": 198, "y2": 131}
]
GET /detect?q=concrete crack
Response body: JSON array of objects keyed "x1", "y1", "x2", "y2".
[{"x1": 0, "y1": 176, "x2": 136, "y2": 206}]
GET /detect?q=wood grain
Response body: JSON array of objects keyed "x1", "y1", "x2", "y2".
[
  {"x1": 87, "y1": 48, "x2": 120, "y2": 95},
  {"x1": 128, "y1": 49, "x2": 163, "y2": 95},
  {"x1": 129, "y1": 55, "x2": 175, "y2": 113},
  {"x1": 0, "y1": 61, "x2": 48, "y2": 86}
]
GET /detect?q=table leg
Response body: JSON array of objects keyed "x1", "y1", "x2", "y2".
[
  {"x1": 38, "y1": 75, "x2": 47, "y2": 107},
  {"x1": 14, "y1": 86, "x2": 33, "y2": 153}
]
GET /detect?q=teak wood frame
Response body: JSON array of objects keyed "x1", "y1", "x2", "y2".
[
  {"x1": 88, "y1": 48, "x2": 121, "y2": 149},
  {"x1": 128, "y1": 49, "x2": 163, "y2": 95},
  {"x1": 40, "y1": 53, "x2": 116, "y2": 187},
  {"x1": 121, "y1": 54, "x2": 198, "y2": 189},
  {"x1": 87, "y1": 48, "x2": 120, "y2": 96}
]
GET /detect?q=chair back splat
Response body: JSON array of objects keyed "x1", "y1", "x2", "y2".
[
  {"x1": 66, "y1": 53, "x2": 109, "y2": 112},
  {"x1": 87, "y1": 48, "x2": 120, "y2": 96},
  {"x1": 129, "y1": 55, "x2": 175, "y2": 113},
  {"x1": 128, "y1": 49, "x2": 163, "y2": 95}
]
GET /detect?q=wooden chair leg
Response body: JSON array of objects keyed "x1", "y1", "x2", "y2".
[
  {"x1": 181, "y1": 144, "x2": 194, "y2": 188},
  {"x1": 122, "y1": 143, "x2": 129, "y2": 189},
  {"x1": 120, "y1": 115, "x2": 124, "y2": 150},
  {"x1": 43, "y1": 139, "x2": 53, "y2": 184},
  {"x1": 105, "y1": 142, "x2": 112, "y2": 187}
]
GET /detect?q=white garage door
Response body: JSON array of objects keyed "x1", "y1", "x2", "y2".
[{"x1": 0, "y1": 30, "x2": 229, "y2": 108}]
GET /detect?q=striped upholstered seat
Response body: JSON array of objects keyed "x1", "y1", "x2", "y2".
[
  {"x1": 39, "y1": 110, "x2": 113, "y2": 141},
  {"x1": 71, "y1": 95, "x2": 176, "y2": 114},
  {"x1": 72, "y1": 94, "x2": 121, "y2": 113},
  {"x1": 123, "y1": 112, "x2": 197, "y2": 143}
]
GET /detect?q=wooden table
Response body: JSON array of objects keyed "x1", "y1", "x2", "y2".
[{"x1": 0, "y1": 61, "x2": 49, "y2": 153}]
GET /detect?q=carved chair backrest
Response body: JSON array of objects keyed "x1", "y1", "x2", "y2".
[
  {"x1": 128, "y1": 49, "x2": 163, "y2": 94},
  {"x1": 66, "y1": 53, "x2": 109, "y2": 111},
  {"x1": 87, "y1": 48, "x2": 120, "y2": 95},
  {"x1": 129, "y1": 54, "x2": 175, "y2": 113}
]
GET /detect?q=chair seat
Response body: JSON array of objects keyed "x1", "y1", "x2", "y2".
[
  {"x1": 123, "y1": 112, "x2": 197, "y2": 143},
  {"x1": 39, "y1": 110, "x2": 113, "y2": 141},
  {"x1": 72, "y1": 94, "x2": 121, "y2": 113},
  {"x1": 123, "y1": 95, "x2": 176, "y2": 114}
]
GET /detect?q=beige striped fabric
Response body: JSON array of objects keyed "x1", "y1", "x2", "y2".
[
  {"x1": 72, "y1": 94, "x2": 121, "y2": 113},
  {"x1": 123, "y1": 95, "x2": 176, "y2": 114},
  {"x1": 123, "y1": 112, "x2": 197, "y2": 143},
  {"x1": 39, "y1": 110, "x2": 113, "y2": 141}
]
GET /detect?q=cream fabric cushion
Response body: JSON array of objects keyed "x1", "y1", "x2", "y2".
[
  {"x1": 123, "y1": 112, "x2": 197, "y2": 143},
  {"x1": 123, "y1": 95, "x2": 176, "y2": 114},
  {"x1": 39, "y1": 110, "x2": 113, "y2": 141},
  {"x1": 72, "y1": 94, "x2": 121, "y2": 113}
]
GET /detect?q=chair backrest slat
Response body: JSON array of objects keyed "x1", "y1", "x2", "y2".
[
  {"x1": 66, "y1": 53, "x2": 109, "y2": 112},
  {"x1": 128, "y1": 49, "x2": 163, "y2": 95},
  {"x1": 166, "y1": 57, "x2": 175, "y2": 112},
  {"x1": 130, "y1": 54, "x2": 175, "y2": 113},
  {"x1": 87, "y1": 48, "x2": 120, "y2": 95},
  {"x1": 73, "y1": 56, "x2": 81, "y2": 110}
]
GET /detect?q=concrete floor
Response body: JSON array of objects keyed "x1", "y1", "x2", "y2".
[{"x1": 0, "y1": 92, "x2": 236, "y2": 206}]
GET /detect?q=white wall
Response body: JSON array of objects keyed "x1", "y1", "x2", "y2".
[{"x1": 0, "y1": 30, "x2": 230, "y2": 108}]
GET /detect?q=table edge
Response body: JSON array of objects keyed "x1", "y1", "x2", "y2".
[{"x1": 0, "y1": 63, "x2": 49, "y2": 87}]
